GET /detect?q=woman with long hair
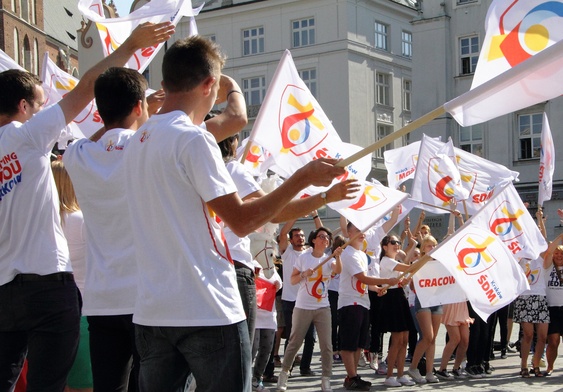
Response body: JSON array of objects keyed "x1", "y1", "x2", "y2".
[{"x1": 51, "y1": 159, "x2": 93, "y2": 392}]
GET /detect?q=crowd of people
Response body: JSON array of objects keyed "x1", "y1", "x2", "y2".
[{"x1": 1, "y1": 24, "x2": 563, "y2": 392}]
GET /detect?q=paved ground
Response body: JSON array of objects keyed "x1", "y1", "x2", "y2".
[{"x1": 265, "y1": 327, "x2": 563, "y2": 392}]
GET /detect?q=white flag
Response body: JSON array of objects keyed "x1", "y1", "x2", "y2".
[
  {"x1": 330, "y1": 180, "x2": 409, "y2": 232},
  {"x1": 538, "y1": 112, "x2": 555, "y2": 206},
  {"x1": 248, "y1": 50, "x2": 371, "y2": 194},
  {"x1": 413, "y1": 260, "x2": 467, "y2": 308},
  {"x1": 384, "y1": 141, "x2": 421, "y2": 190},
  {"x1": 0, "y1": 49, "x2": 24, "y2": 71},
  {"x1": 444, "y1": 0, "x2": 563, "y2": 126},
  {"x1": 471, "y1": 184, "x2": 548, "y2": 261},
  {"x1": 78, "y1": 0, "x2": 196, "y2": 73},
  {"x1": 431, "y1": 225, "x2": 529, "y2": 321}
]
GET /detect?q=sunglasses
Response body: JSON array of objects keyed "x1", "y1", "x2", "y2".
[{"x1": 388, "y1": 240, "x2": 401, "y2": 246}]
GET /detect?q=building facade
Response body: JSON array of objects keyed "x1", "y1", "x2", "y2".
[{"x1": 410, "y1": 0, "x2": 562, "y2": 240}]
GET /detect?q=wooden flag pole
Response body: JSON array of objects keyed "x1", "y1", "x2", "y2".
[{"x1": 336, "y1": 106, "x2": 446, "y2": 168}]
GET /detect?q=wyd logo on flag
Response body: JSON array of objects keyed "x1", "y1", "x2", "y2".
[
  {"x1": 524, "y1": 261, "x2": 542, "y2": 285},
  {"x1": 347, "y1": 185, "x2": 386, "y2": 211},
  {"x1": 488, "y1": 201, "x2": 525, "y2": 242},
  {"x1": 455, "y1": 234, "x2": 498, "y2": 276},
  {"x1": 246, "y1": 143, "x2": 266, "y2": 168},
  {"x1": 487, "y1": 1, "x2": 563, "y2": 67},
  {"x1": 278, "y1": 85, "x2": 327, "y2": 156}
]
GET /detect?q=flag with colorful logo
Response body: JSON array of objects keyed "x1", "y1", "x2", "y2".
[
  {"x1": 247, "y1": 50, "x2": 372, "y2": 194},
  {"x1": 444, "y1": 0, "x2": 563, "y2": 126},
  {"x1": 412, "y1": 135, "x2": 518, "y2": 215},
  {"x1": 42, "y1": 53, "x2": 102, "y2": 139},
  {"x1": 411, "y1": 135, "x2": 471, "y2": 214},
  {"x1": 329, "y1": 179, "x2": 409, "y2": 232},
  {"x1": 236, "y1": 138, "x2": 277, "y2": 178},
  {"x1": 471, "y1": 183, "x2": 548, "y2": 261},
  {"x1": 78, "y1": 0, "x2": 197, "y2": 74},
  {"x1": 538, "y1": 112, "x2": 555, "y2": 207},
  {"x1": 431, "y1": 225, "x2": 529, "y2": 321}
]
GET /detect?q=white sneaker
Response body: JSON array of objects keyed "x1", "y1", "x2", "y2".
[
  {"x1": 397, "y1": 375, "x2": 415, "y2": 386},
  {"x1": 405, "y1": 368, "x2": 426, "y2": 384},
  {"x1": 425, "y1": 373, "x2": 440, "y2": 383},
  {"x1": 321, "y1": 376, "x2": 332, "y2": 391},
  {"x1": 276, "y1": 370, "x2": 289, "y2": 391},
  {"x1": 369, "y1": 353, "x2": 378, "y2": 371},
  {"x1": 358, "y1": 352, "x2": 367, "y2": 367},
  {"x1": 384, "y1": 376, "x2": 402, "y2": 387}
]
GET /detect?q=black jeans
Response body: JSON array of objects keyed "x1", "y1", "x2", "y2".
[
  {"x1": 87, "y1": 314, "x2": 139, "y2": 392},
  {"x1": 0, "y1": 273, "x2": 80, "y2": 392}
]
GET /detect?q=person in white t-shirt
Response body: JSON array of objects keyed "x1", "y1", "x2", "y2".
[
  {"x1": 338, "y1": 222, "x2": 398, "y2": 391},
  {"x1": 0, "y1": 22, "x2": 173, "y2": 390},
  {"x1": 122, "y1": 36, "x2": 348, "y2": 392},
  {"x1": 277, "y1": 227, "x2": 342, "y2": 392},
  {"x1": 546, "y1": 235, "x2": 563, "y2": 376}
]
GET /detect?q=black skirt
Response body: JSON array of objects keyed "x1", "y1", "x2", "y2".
[{"x1": 380, "y1": 288, "x2": 415, "y2": 333}]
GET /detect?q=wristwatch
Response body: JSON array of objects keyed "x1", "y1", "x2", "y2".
[{"x1": 320, "y1": 192, "x2": 327, "y2": 205}]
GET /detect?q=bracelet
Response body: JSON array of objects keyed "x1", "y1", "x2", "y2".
[
  {"x1": 312, "y1": 215, "x2": 319, "y2": 220},
  {"x1": 226, "y1": 90, "x2": 242, "y2": 99}
]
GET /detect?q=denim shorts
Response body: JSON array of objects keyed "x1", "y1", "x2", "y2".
[{"x1": 415, "y1": 296, "x2": 443, "y2": 315}]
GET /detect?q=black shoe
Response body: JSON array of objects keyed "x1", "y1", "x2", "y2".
[{"x1": 300, "y1": 368, "x2": 317, "y2": 376}]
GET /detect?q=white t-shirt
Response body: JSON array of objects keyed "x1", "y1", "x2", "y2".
[
  {"x1": 0, "y1": 104, "x2": 71, "y2": 285},
  {"x1": 294, "y1": 252, "x2": 334, "y2": 310},
  {"x1": 519, "y1": 257, "x2": 549, "y2": 297},
  {"x1": 64, "y1": 129, "x2": 137, "y2": 315},
  {"x1": 62, "y1": 211, "x2": 86, "y2": 292},
  {"x1": 364, "y1": 226, "x2": 386, "y2": 259},
  {"x1": 547, "y1": 266, "x2": 563, "y2": 307},
  {"x1": 379, "y1": 256, "x2": 402, "y2": 289},
  {"x1": 281, "y1": 245, "x2": 309, "y2": 302},
  {"x1": 123, "y1": 111, "x2": 244, "y2": 327},
  {"x1": 338, "y1": 246, "x2": 370, "y2": 310},
  {"x1": 223, "y1": 160, "x2": 261, "y2": 269}
]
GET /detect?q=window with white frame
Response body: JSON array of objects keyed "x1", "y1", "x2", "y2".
[
  {"x1": 376, "y1": 72, "x2": 390, "y2": 106},
  {"x1": 375, "y1": 22, "x2": 388, "y2": 51},
  {"x1": 299, "y1": 68, "x2": 317, "y2": 97},
  {"x1": 376, "y1": 124, "x2": 393, "y2": 158},
  {"x1": 401, "y1": 31, "x2": 412, "y2": 57},
  {"x1": 292, "y1": 17, "x2": 315, "y2": 48},
  {"x1": 242, "y1": 27, "x2": 264, "y2": 56},
  {"x1": 460, "y1": 35, "x2": 479, "y2": 75},
  {"x1": 459, "y1": 124, "x2": 483, "y2": 157},
  {"x1": 458, "y1": 0, "x2": 477, "y2": 4},
  {"x1": 13, "y1": 28, "x2": 19, "y2": 64},
  {"x1": 242, "y1": 76, "x2": 266, "y2": 105},
  {"x1": 403, "y1": 80, "x2": 411, "y2": 111},
  {"x1": 518, "y1": 113, "x2": 542, "y2": 160}
]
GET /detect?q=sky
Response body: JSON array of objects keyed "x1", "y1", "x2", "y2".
[{"x1": 111, "y1": 0, "x2": 133, "y2": 16}]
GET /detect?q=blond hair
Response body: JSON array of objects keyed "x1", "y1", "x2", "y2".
[
  {"x1": 51, "y1": 160, "x2": 80, "y2": 226},
  {"x1": 420, "y1": 235, "x2": 438, "y2": 257}
]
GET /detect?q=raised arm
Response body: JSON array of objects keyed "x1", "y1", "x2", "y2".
[
  {"x1": 278, "y1": 219, "x2": 297, "y2": 255},
  {"x1": 381, "y1": 205, "x2": 401, "y2": 234},
  {"x1": 206, "y1": 75, "x2": 247, "y2": 142},
  {"x1": 59, "y1": 22, "x2": 174, "y2": 125}
]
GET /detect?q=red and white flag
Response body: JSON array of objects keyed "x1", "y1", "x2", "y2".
[
  {"x1": 413, "y1": 260, "x2": 466, "y2": 308},
  {"x1": 471, "y1": 183, "x2": 548, "y2": 261},
  {"x1": 78, "y1": 0, "x2": 198, "y2": 73},
  {"x1": 444, "y1": 0, "x2": 563, "y2": 126},
  {"x1": 538, "y1": 112, "x2": 555, "y2": 207},
  {"x1": 431, "y1": 225, "x2": 529, "y2": 321},
  {"x1": 330, "y1": 179, "x2": 409, "y2": 232},
  {"x1": 384, "y1": 141, "x2": 421, "y2": 190},
  {"x1": 248, "y1": 50, "x2": 372, "y2": 194}
]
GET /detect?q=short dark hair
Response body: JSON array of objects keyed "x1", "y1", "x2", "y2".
[
  {"x1": 308, "y1": 227, "x2": 333, "y2": 247},
  {"x1": 162, "y1": 35, "x2": 226, "y2": 93},
  {"x1": 0, "y1": 70, "x2": 42, "y2": 116},
  {"x1": 288, "y1": 228, "x2": 303, "y2": 239},
  {"x1": 94, "y1": 67, "x2": 147, "y2": 126}
]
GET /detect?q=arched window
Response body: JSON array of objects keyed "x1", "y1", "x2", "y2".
[
  {"x1": 31, "y1": 0, "x2": 36, "y2": 24},
  {"x1": 34, "y1": 38, "x2": 39, "y2": 74},
  {"x1": 11, "y1": 0, "x2": 16, "y2": 12},
  {"x1": 13, "y1": 28, "x2": 20, "y2": 65},
  {"x1": 23, "y1": 35, "x2": 31, "y2": 71}
]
